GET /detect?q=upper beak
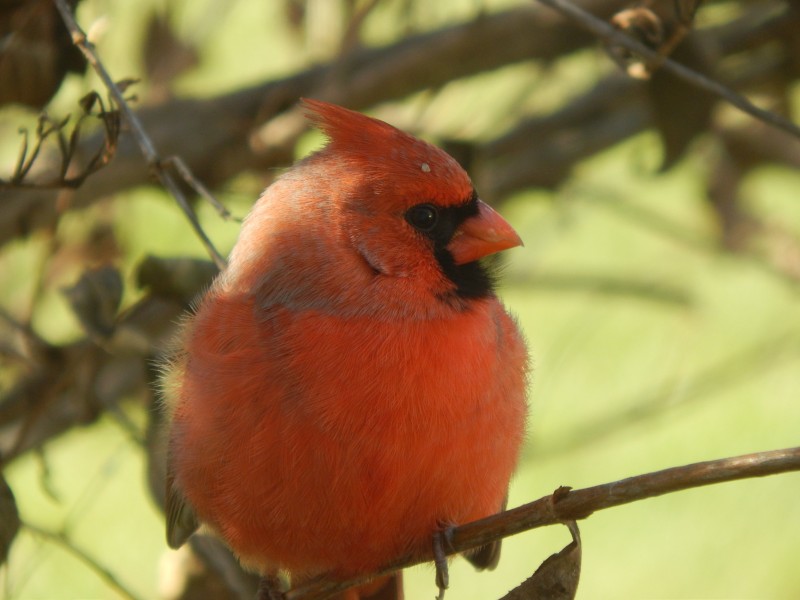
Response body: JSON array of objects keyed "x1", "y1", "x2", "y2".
[{"x1": 447, "y1": 199, "x2": 523, "y2": 265}]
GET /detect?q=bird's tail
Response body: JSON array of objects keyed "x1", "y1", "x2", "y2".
[{"x1": 337, "y1": 573, "x2": 403, "y2": 600}]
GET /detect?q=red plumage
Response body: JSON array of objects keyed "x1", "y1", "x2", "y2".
[{"x1": 164, "y1": 100, "x2": 528, "y2": 599}]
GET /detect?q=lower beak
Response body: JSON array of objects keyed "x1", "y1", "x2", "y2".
[{"x1": 447, "y1": 199, "x2": 523, "y2": 265}]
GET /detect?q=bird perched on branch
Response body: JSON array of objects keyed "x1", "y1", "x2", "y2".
[{"x1": 162, "y1": 99, "x2": 528, "y2": 600}]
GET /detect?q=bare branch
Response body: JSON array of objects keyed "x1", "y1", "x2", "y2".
[
  {"x1": 536, "y1": 0, "x2": 800, "y2": 140},
  {"x1": 159, "y1": 156, "x2": 237, "y2": 222},
  {"x1": 2, "y1": 0, "x2": 630, "y2": 248},
  {"x1": 2, "y1": 0, "x2": 792, "y2": 251},
  {"x1": 51, "y1": 0, "x2": 227, "y2": 269}
]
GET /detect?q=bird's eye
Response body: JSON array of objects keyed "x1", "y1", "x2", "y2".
[{"x1": 406, "y1": 204, "x2": 439, "y2": 232}]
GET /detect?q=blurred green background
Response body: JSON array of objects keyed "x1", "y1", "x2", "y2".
[{"x1": 1, "y1": 0, "x2": 799, "y2": 599}]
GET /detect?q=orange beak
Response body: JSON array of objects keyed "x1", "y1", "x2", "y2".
[{"x1": 447, "y1": 200, "x2": 523, "y2": 265}]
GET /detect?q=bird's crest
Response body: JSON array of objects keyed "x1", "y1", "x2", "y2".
[{"x1": 301, "y1": 98, "x2": 472, "y2": 203}]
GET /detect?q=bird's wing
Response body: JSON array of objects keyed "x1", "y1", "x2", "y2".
[{"x1": 165, "y1": 451, "x2": 199, "y2": 549}]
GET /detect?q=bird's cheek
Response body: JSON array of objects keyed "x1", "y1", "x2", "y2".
[{"x1": 355, "y1": 239, "x2": 410, "y2": 278}]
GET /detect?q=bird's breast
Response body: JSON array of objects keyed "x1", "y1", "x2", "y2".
[{"x1": 173, "y1": 292, "x2": 527, "y2": 575}]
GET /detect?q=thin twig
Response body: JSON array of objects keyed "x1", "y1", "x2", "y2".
[
  {"x1": 22, "y1": 522, "x2": 142, "y2": 600},
  {"x1": 0, "y1": 99, "x2": 120, "y2": 190},
  {"x1": 287, "y1": 446, "x2": 800, "y2": 599},
  {"x1": 338, "y1": 0, "x2": 382, "y2": 56},
  {"x1": 160, "y1": 156, "x2": 237, "y2": 221},
  {"x1": 51, "y1": 0, "x2": 227, "y2": 269},
  {"x1": 536, "y1": 0, "x2": 800, "y2": 140}
]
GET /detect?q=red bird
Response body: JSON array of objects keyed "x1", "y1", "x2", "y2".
[{"x1": 163, "y1": 100, "x2": 528, "y2": 600}]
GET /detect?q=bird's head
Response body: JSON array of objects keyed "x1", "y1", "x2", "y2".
[{"x1": 302, "y1": 99, "x2": 522, "y2": 302}]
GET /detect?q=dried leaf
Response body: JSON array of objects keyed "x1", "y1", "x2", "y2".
[
  {"x1": 143, "y1": 10, "x2": 198, "y2": 97},
  {"x1": 62, "y1": 266, "x2": 123, "y2": 340},
  {"x1": 136, "y1": 256, "x2": 219, "y2": 306},
  {"x1": 79, "y1": 91, "x2": 100, "y2": 113},
  {"x1": 0, "y1": 0, "x2": 86, "y2": 109},
  {"x1": 607, "y1": 0, "x2": 702, "y2": 79},
  {"x1": 115, "y1": 78, "x2": 141, "y2": 94},
  {"x1": 645, "y1": 36, "x2": 715, "y2": 169},
  {"x1": 501, "y1": 521, "x2": 581, "y2": 600},
  {"x1": 0, "y1": 472, "x2": 21, "y2": 566}
]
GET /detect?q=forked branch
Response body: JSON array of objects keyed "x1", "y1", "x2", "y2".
[
  {"x1": 51, "y1": 0, "x2": 228, "y2": 269},
  {"x1": 536, "y1": 0, "x2": 800, "y2": 140}
]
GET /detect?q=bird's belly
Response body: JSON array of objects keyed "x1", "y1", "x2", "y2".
[{"x1": 217, "y1": 391, "x2": 519, "y2": 577}]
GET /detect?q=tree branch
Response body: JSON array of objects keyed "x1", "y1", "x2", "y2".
[
  {"x1": 2, "y1": 0, "x2": 628, "y2": 248},
  {"x1": 287, "y1": 447, "x2": 800, "y2": 599},
  {"x1": 2, "y1": 0, "x2": 795, "y2": 251},
  {"x1": 536, "y1": 0, "x2": 800, "y2": 139},
  {"x1": 51, "y1": 0, "x2": 227, "y2": 268}
]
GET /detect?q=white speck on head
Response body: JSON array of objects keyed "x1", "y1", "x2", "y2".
[{"x1": 420, "y1": 163, "x2": 431, "y2": 173}]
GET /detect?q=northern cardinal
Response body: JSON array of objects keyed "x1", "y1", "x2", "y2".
[{"x1": 163, "y1": 100, "x2": 528, "y2": 600}]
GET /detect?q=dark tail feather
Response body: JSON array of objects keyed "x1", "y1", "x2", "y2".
[
  {"x1": 466, "y1": 494, "x2": 508, "y2": 571},
  {"x1": 465, "y1": 539, "x2": 502, "y2": 571}
]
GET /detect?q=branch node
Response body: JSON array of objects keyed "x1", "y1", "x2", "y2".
[{"x1": 549, "y1": 485, "x2": 573, "y2": 521}]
